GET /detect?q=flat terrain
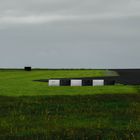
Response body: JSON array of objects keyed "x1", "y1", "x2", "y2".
[
  {"x1": 0, "y1": 69, "x2": 137, "y2": 96},
  {"x1": 0, "y1": 69, "x2": 140, "y2": 139}
]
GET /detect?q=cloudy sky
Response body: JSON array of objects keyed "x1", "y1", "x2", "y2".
[{"x1": 0, "y1": 0, "x2": 140, "y2": 68}]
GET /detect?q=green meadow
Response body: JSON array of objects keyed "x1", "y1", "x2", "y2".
[{"x1": 0, "y1": 69, "x2": 140, "y2": 140}]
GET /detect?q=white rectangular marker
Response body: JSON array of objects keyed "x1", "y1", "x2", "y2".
[
  {"x1": 71, "y1": 80, "x2": 82, "y2": 86},
  {"x1": 48, "y1": 80, "x2": 60, "y2": 86},
  {"x1": 93, "y1": 80, "x2": 104, "y2": 86}
]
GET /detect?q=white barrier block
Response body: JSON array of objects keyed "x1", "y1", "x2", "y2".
[
  {"x1": 93, "y1": 80, "x2": 104, "y2": 86},
  {"x1": 71, "y1": 80, "x2": 82, "y2": 86},
  {"x1": 48, "y1": 80, "x2": 60, "y2": 86}
]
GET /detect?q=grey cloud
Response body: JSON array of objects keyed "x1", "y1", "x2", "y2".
[
  {"x1": 1, "y1": 0, "x2": 140, "y2": 16},
  {"x1": 0, "y1": 0, "x2": 140, "y2": 68}
]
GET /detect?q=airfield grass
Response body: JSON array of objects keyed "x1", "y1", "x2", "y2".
[
  {"x1": 0, "y1": 69, "x2": 136, "y2": 96},
  {"x1": 0, "y1": 69, "x2": 140, "y2": 139}
]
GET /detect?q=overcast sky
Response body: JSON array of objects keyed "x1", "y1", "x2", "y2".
[{"x1": 0, "y1": 0, "x2": 140, "y2": 68}]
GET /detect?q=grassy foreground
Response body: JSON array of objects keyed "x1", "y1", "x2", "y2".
[{"x1": 0, "y1": 69, "x2": 140, "y2": 139}]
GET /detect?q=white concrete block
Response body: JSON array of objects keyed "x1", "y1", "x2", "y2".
[
  {"x1": 93, "y1": 80, "x2": 104, "y2": 86},
  {"x1": 48, "y1": 80, "x2": 60, "y2": 86},
  {"x1": 71, "y1": 80, "x2": 82, "y2": 86}
]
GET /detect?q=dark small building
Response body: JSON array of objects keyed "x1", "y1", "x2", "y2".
[
  {"x1": 82, "y1": 79, "x2": 93, "y2": 86},
  {"x1": 104, "y1": 80, "x2": 115, "y2": 85},
  {"x1": 60, "y1": 79, "x2": 71, "y2": 86},
  {"x1": 24, "y1": 67, "x2": 32, "y2": 71}
]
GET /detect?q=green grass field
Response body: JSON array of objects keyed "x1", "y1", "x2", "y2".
[{"x1": 0, "y1": 69, "x2": 140, "y2": 140}]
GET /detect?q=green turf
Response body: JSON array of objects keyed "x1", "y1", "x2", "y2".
[
  {"x1": 0, "y1": 69, "x2": 121, "y2": 96},
  {"x1": 0, "y1": 69, "x2": 138, "y2": 96},
  {"x1": 0, "y1": 69, "x2": 140, "y2": 139}
]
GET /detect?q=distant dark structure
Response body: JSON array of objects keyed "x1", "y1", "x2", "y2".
[
  {"x1": 82, "y1": 79, "x2": 93, "y2": 86},
  {"x1": 104, "y1": 80, "x2": 116, "y2": 85},
  {"x1": 24, "y1": 67, "x2": 32, "y2": 71},
  {"x1": 60, "y1": 79, "x2": 71, "y2": 86}
]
